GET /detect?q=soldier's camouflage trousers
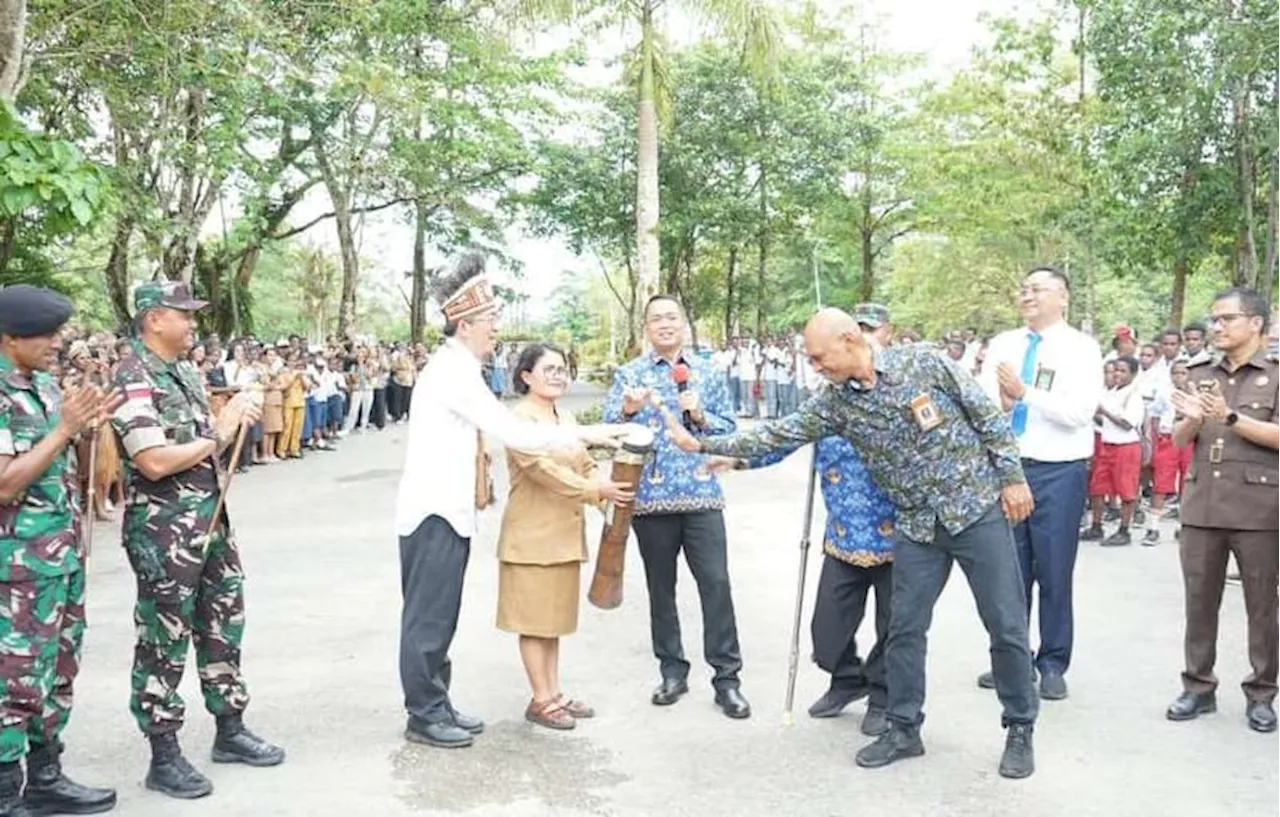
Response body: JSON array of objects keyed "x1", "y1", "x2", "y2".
[
  {"x1": 0, "y1": 571, "x2": 86, "y2": 763},
  {"x1": 123, "y1": 522, "x2": 249, "y2": 735}
]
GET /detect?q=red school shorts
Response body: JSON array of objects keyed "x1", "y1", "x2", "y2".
[
  {"x1": 1151, "y1": 433, "x2": 1192, "y2": 495},
  {"x1": 1089, "y1": 441, "x2": 1142, "y2": 501}
]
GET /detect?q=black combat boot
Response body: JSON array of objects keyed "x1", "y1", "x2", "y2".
[
  {"x1": 0, "y1": 762, "x2": 33, "y2": 817},
  {"x1": 23, "y1": 741, "x2": 116, "y2": 815},
  {"x1": 211, "y1": 715, "x2": 285, "y2": 767},
  {"x1": 145, "y1": 733, "x2": 213, "y2": 800}
]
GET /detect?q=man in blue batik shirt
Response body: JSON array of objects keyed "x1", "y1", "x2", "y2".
[
  {"x1": 666, "y1": 308, "x2": 1040, "y2": 780},
  {"x1": 721, "y1": 304, "x2": 898, "y2": 738},
  {"x1": 604, "y1": 294, "x2": 750, "y2": 719}
]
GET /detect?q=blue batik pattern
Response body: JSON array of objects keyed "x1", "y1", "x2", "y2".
[
  {"x1": 750, "y1": 435, "x2": 895, "y2": 566},
  {"x1": 701, "y1": 344, "x2": 1024, "y2": 543},
  {"x1": 604, "y1": 350, "x2": 736, "y2": 515}
]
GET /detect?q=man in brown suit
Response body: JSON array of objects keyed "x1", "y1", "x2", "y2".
[{"x1": 1165, "y1": 286, "x2": 1279, "y2": 733}]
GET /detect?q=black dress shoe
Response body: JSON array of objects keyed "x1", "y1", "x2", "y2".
[
  {"x1": 449, "y1": 708, "x2": 485, "y2": 735},
  {"x1": 860, "y1": 706, "x2": 889, "y2": 737},
  {"x1": 1166, "y1": 691, "x2": 1216, "y2": 721},
  {"x1": 405, "y1": 717, "x2": 474, "y2": 748},
  {"x1": 211, "y1": 715, "x2": 285, "y2": 767},
  {"x1": 1247, "y1": 699, "x2": 1277, "y2": 733},
  {"x1": 23, "y1": 741, "x2": 116, "y2": 815},
  {"x1": 1039, "y1": 671, "x2": 1068, "y2": 701},
  {"x1": 651, "y1": 679, "x2": 689, "y2": 706},
  {"x1": 807, "y1": 687, "x2": 866, "y2": 718},
  {"x1": 999, "y1": 724, "x2": 1035, "y2": 779},
  {"x1": 715, "y1": 688, "x2": 751, "y2": 719},
  {"x1": 854, "y1": 724, "x2": 924, "y2": 769}
]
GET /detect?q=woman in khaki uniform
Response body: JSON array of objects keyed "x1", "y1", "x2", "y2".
[{"x1": 497, "y1": 344, "x2": 634, "y2": 730}]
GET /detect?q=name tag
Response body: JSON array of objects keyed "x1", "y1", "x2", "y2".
[
  {"x1": 910, "y1": 394, "x2": 943, "y2": 432},
  {"x1": 1034, "y1": 366, "x2": 1056, "y2": 391}
]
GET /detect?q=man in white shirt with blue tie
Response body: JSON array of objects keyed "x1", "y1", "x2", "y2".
[{"x1": 977, "y1": 267, "x2": 1104, "y2": 700}]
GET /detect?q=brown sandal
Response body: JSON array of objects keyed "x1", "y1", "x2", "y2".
[
  {"x1": 556, "y1": 694, "x2": 595, "y2": 719},
  {"x1": 525, "y1": 698, "x2": 575, "y2": 730}
]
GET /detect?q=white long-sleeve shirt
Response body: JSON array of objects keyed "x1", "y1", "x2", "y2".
[
  {"x1": 979, "y1": 320, "x2": 1104, "y2": 462},
  {"x1": 394, "y1": 339, "x2": 583, "y2": 538}
]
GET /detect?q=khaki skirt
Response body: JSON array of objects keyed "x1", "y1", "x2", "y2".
[{"x1": 496, "y1": 561, "x2": 582, "y2": 638}]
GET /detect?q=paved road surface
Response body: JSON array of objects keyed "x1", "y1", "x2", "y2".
[{"x1": 64, "y1": 384, "x2": 1275, "y2": 817}]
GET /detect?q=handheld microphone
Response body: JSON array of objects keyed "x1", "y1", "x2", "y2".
[{"x1": 672, "y1": 364, "x2": 694, "y2": 432}]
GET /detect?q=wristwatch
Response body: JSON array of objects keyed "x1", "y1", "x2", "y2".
[{"x1": 1225, "y1": 410, "x2": 1240, "y2": 426}]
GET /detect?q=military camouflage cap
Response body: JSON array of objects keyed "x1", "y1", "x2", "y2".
[
  {"x1": 134, "y1": 281, "x2": 208, "y2": 314},
  {"x1": 853, "y1": 302, "x2": 890, "y2": 329}
]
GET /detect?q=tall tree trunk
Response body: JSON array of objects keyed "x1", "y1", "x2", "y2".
[
  {"x1": 634, "y1": 4, "x2": 661, "y2": 311},
  {"x1": 1226, "y1": 0, "x2": 1257, "y2": 287},
  {"x1": 1170, "y1": 253, "x2": 1189, "y2": 328},
  {"x1": 316, "y1": 144, "x2": 359, "y2": 336},
  {"x1": 0, "y1": 0, "x2": 26, "y2": 102},
  {"x1": 859, "y1": 182, "x2": 875, "y2": 302},
  {"x1": 332, "y1": 196, "x2": 359, "y2": 336},
  {"x1": 410, "y1": 199, "x2": 428, "y2": 344},
  {"x1": 755, "y1": 162, "x2": 768, "y2": 337},
  {"x1": 724, "y1": 245, "x2": 736, "y2": 344},
  {"x1": 104, "y1": 218, "x2": 135, "y2": 327},
  {"x1": 1259, "y1": 67, "x2": 1280, "y2": 308}
]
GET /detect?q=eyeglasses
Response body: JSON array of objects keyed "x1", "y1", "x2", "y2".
[
  {"x1": 538, "y1": 366, "x2": 570, "y2": 378},
  {"x1": 1209, "y1": 312, "x2": 1251, "y2": 326},
  {"x1": 1018, "y1": 286, "x2": 1058, "y2": 297}
]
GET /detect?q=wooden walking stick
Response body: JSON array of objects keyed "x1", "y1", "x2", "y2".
[
  {"x1": 201, "y1": 394, "x2": 257, "y2": 556},
  {"x1": 83, "y1": 424, "x2": 99, "y2": 559}
]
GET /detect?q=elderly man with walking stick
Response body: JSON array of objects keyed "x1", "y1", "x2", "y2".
[
  {"x1": 664, "y1": 307, "x2": 1040, "y2": 780},
  {"x1": 713, "y1": 304, "x2": 899, "y2": 737},
  {"x1": 110, "y1": 281, "x2": 283, "y2": 801}
]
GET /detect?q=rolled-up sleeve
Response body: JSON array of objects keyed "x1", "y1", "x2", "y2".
[{"x1": 110, "y1": 372, "x2": 167, "y2": 457}]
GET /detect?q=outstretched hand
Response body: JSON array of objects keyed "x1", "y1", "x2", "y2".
[{"x1": 651, "y1": 392, "x2": 701, "y2": 452}]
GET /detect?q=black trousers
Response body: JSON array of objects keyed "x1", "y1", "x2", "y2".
[
  {"x1": 387, "y1": 382, "x2": 411, "y2": 421},
  {"x1": 812, "y1": 555, "x2": 891, "y2": 709},
  {"x1": 399, "y1": 515, "x2": 470, "y2": 724},
  {"x1": 632, "y1": 510, "x2": 742, "y2": 690},
  {"x1": 371, "y1": 387, "x2": 387, "y2": 429}
]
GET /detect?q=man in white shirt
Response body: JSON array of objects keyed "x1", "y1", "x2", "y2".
[
  {"x1": 394, "y1": 253, "x2": 625, "y2": 750},
  {"x1": 1081, "y1": 356, "x2": 1146, "y2": 546},
  {"x1": 978, "y1": 267, "x2": 1103, "y2": 701}
]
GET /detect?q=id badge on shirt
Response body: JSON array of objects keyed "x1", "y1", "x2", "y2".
[
  {"x1": 910, "y1": 393, "x2": 943, "y2": 432},
  {"x1": 1034, "y1": 366, "x2": 1056, "y2": 391}
]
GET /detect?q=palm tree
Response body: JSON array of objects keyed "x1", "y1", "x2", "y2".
[{"x1": 523, "y1": 0, "x2": 777, "y2": 312}]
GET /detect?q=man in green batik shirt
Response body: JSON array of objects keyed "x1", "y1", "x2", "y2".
[
  {"x1": 0, "y1": 284, "x2": 118, "y2": 817},
  {"x1": 110, "y1": 281, "x2": 283, "y2": 801},
  {"x1": 666, "y1": 308, "x2": 1041, "y2": 780}
]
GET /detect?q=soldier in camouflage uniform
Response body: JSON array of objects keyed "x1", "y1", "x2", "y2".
[
  {"x1": 0, "y1": 285, "x2": 117, "y2": 817},
  {"x1": 109, "y1": 282, "x2": 284, "y2": 801}
]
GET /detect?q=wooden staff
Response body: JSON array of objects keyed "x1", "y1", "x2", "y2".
[
  {"x1": 201, "y1": 393, "x2": 258, "y2": 556},
  {"x1": 83, "y1": 424, "x2": 99, "y2": 559}
]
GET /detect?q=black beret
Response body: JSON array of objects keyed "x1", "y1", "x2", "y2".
[{"x1": 0, "y1": 285, "x2": 74, "y2": 337}]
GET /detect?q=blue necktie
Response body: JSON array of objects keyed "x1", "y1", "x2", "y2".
[{"x1": 1010, "y1": 331, "x2": 1041, "y2": 436}]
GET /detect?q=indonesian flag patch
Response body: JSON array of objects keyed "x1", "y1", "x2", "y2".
[{"x1": 124, "y1": 383, "x2": 153, "y2": 404}]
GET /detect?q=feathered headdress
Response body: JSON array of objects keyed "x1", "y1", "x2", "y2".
[{"x1": 430, "y1": 251, "x2": 495, "y2": 324}]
